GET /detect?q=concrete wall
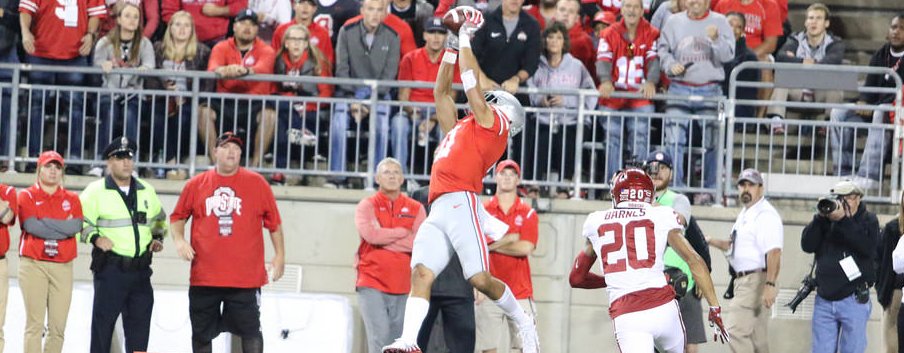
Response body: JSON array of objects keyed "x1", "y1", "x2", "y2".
[{"x1": 0, "y1": 174, "x2": 894, "y2": 353}]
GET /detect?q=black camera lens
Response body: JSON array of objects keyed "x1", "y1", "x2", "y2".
[{"x1": 817, "y1": 196, "x2": 838, "y2": 215}]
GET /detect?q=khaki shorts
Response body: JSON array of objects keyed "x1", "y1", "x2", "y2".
[{"x1": 475, "y1": 298, "x2": 536, "y2": 351}]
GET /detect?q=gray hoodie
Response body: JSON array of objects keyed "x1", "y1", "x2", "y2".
[
  {"x1": 527, "y1": 53, "x2": 597, "y2": 125},
  {"x1": 657, "y1": 10, "x2": 735, "y2": 85}
]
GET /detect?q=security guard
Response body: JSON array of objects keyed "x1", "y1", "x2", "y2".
[{"x1": 79, "y1": 136, "x2": 167, "y2": 353}]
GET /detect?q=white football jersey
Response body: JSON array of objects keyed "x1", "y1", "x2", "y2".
[{"x1": 581, "y1": 203, "x2": 683, "y2": 304}]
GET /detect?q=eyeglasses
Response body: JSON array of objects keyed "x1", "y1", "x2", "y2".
[{"x1": 285, "y1": 36, "x2": 309, "y2": 42}]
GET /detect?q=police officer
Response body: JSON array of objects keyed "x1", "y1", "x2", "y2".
[{"x1": 79, "y1": 137, "x2": 167, "y2": 353}]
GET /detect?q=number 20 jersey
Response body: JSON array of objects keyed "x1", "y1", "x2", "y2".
[{"x1": 581, "y1": 203, "x2": 682, "y2": 305}]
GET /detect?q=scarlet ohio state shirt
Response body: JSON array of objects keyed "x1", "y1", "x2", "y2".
[
  {"x1": 19, "y1": 0, "x2": 106, "y2": 60},
  {"x1": 596, "y1": 19, "x2": 660, "y2": 109},
  {"x1": 171, "y1": 168, "x2": 282, "y2": 288}
]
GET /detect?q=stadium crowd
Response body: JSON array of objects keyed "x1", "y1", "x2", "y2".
[{"x1": 0, "y1": 0, "x2": 900, "y2": 204}]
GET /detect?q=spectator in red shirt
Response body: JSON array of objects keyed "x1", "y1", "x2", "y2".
[
  {"x1": 523, "y1": 0, "x2": 557, "y2": 29},
  {"x1": 0, "y1": 183, "x2": 15, "y2": 353},
  {"x1": 355, "y1": 157, "x2": 426, "y2": 353},
  {"x1": 590, "y1": 10, "x2": 616, "y2": 48},
  {"x1": 207, "y1": 8, "x2": 278, "y2": 168},
  {"x1": 17, "y1": 151, "x2": 83, "y2": 353},
  {"x1": 97, "y1": 0, "x2": 160, "y2": 39},
  {"x1": 147, "y1": 10, "x2": 217, "y2": 177},
  {"x1": 170, "y1": 132, "x2": 285, "y2": 353},
  {"x1": 477, "y1": 160, "x2": 539, "y2": 353},
  {"x1": 272, "y1": 0, "x2": 335, "y2": 66},
  {"x1": 161, "y1": 0, "x2": 247, "y2": 46},
  {"x1": 19, "y1": 0, "x2": 105, "y2": 165},
  {"x1": 392, "y1": 17, "x2": 456, "y2": 176},
  {"x1": 555, "y1": 0, "x2": 597, "y2": 82},
  {"x1": 272, "y1": 24, "x2": 333, "y2": 169}
]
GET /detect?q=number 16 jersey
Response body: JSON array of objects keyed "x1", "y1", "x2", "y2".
[{"x1": 581, "y1": 203, "x2": 682, "y2": 317}]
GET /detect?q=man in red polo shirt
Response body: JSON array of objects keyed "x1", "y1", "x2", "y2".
[
  {"x1": 0, "y1": 182, "x2": 15, "y2": 352},
  {"x1": 477, "y1": 160, "x2": 539, "y2": 353},
  {"x1": 171, "y1": 132, "x2": 285, "y2": 353},
  {"x1": 272, "y1": 0, "x2": 335, "y2": 66},
  {"x1": 207, "y1": 8, "x2": 278, "y2": 169},
  {"x1": 355, "y1": 157, "x2": 426, "y2": 353}
]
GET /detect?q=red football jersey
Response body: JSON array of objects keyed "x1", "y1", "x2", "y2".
[
  {"x1": 17, "y1": 184, "x2": 81, "y2": 263},
  {"x1": 714, "y1": 0, "x2": 782, "y2": 50},
  {"x1": 170, "y1": 168, "x2": 282, "y2": 288},
  {"x1": 428, "y1": 110, "x2": 510, "y2": 203},
  {"x1": 484, "y1": 196, "x2": 538, "y2": 299},
  {"x1": 0, "y1": 185, "x2": 17, "y2": 255},
  {"x1": 596, "y1": 19, "x2": 659, "y2": 109},
  {"x1": 19, "y1": 0, "x2": 106, "y2": 60},
  {"x1": 398, "y1": 48, "x2": 460, "y2": 103}
]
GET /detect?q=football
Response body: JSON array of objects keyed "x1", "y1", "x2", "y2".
[{"x1": 442, "y1": 8, "x2": 470, "y2": 33}]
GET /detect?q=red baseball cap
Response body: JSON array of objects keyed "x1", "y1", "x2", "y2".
[
  {"x1": 217, "y1": 131, "x2": 244, "y2": 149},
  {"x1": 496, "y1": 159, "x2": 521, "y2": 177},
  {"x1": 593, "y1": 11, "x2": 617, "y2": 26},
  {"x1": 37, "y1": 151, "x2": 64, "y2": 167}
]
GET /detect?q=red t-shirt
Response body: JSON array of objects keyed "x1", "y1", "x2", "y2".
[
  {"x1": 272, "y1": 20, "x2": 335, "y2": 66},
  {"x1": 428, "y1": 111, "x2": 509, "y2": 203},
  {"x1": 208, "y1": 37, "x2": 276, "y2": 95},
  {"x1": 596, "y1": 19, "x2": 659, "y2": 109},
  {"x1": 714, "y1": 0, "x2": 781, "y2": 50},
  {"x1": 355, "y1": 192, "x2": 424, "y2": 294},
  {"x1": 484, "y1": 196, "x2": 538, "y2": 299},
  {"x1": 161, "y1": 0, "x2": 247, "y2": 43},
  {"x1": 0, "y1": 185, "x2": 17, "y2": 255},
  {"x1": 19, "y1": 0, "x2": 106, "y2": 60},
  {"x1": 17, "y1": 184, "x2": 81, "y2": 263},
  {"x1": 569, "y1": 24, "x2": 597, "y2": 85},
  {"x1": 170, "y1": 168, "x2": 282, "y2": 288},
  {"x1": 398, "y1": 48, "x2": 460, "y2": 103}
]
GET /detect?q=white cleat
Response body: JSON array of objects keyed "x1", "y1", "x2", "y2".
[{"x1": 382, "y1": 339, "x2": 422, "y2": 353}]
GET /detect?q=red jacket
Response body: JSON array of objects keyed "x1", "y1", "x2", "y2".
[
  {"x1": 354, "y1": 192, "x2": 425, "y2": 294},
  {"x1": 17, "y1": 184, "x2": 81, "y2": 263},
  {"x1": 569, "y1": 24, "x2": 597, "y2": 85},
  {"x1": 0, "y1": 185, "x2": 16, "y2": 255},
  {"x1": 208, "y1": 37, "x2": 276, "y2": 95}
]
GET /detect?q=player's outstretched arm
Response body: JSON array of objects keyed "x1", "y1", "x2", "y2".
[
  {"x1": 569, "y1": 240, "x2": 607, "y2": 289},
  {"x1": 456, "y1": 10, "x2": 494, "y2": 129},
  {"x1": 433, "y1": 49, "x2": 458, "y2": 134}
]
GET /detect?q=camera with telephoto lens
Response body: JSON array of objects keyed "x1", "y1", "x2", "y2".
[
  {"x1": 817, "y1": 195, "x2": 843, "y2": 216},
  {"x1": 787, "y1": 274, "x2": 817, "y2": 313}
]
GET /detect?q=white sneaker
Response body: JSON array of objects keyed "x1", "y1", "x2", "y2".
[
  {"x1": 381, "y1": 339, "x2": 421, "y2": 353},
  {"x1": 87, "y1": 167, "x2": 104, "y2": 177},
  {"x1": 518, "y1": 322, "x2": 540, "y2": 353}
]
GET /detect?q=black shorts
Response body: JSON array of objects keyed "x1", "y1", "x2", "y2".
[{"x1": 188, "y1": 286, "x2": 262, "y2": 341}]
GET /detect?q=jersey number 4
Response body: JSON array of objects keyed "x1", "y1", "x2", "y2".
[
  {"x1": 597, "y1": 219, "x2": 656, "y2": 273},
  {"x1": 434, "y1": 124, "x2": 461, "y2": 161}
]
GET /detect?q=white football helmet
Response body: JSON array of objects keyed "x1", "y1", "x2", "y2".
[{"x1": 484, "y1": 90, "x2": 525, "y2": 137}]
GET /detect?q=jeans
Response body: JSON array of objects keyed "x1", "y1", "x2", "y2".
[
  {"x1": 275, "y1": 101, "x2": 321, "y2": 169},
  {"x1": 602, "y1": 105, "x2": 653, "y2": 182},
  {"x1": 829, "y1": 106, "x2": 889, "y2": 181},
  {"x1": 96, "y1": 94, "x2": 141, "y2": 159},
  {"x1": 151, "y1": 102, "x2": 194, "y2": 163},
  {"x1": 812, "y1": 294, "x2": 871, "y2": 353},
  {"x1": 26, "y1": 55, "x2": 87, "y2": 158},
  {"x1": 329, "y1": 88, "x2": 389, "y2": 174},
  {"x1": 664, "y1": 82, "x2": 722, "y2": 188},
  {"x1": 0, "y1": 48, "x2": 18, "y2": 157},
  {"x1": 391, "y1": 107, "x2": 440, "y2": 174}
]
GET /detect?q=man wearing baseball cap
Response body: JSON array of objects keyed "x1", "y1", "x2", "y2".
[
  {"x1": 476, "y1": 160, "x2": 540, "y2": 352},
  {"x1": 802, "y1": 179, "x2": 878, "y2": 353},
  {"x1": 170, "y1": 131, "x2": 285, "y2": 353},
  {"x1": 79, "y1": 136, "x2": 167, "y2": 353},
  {"x1": 709, "y1": 168, "x2": 784, "y2": 353}
]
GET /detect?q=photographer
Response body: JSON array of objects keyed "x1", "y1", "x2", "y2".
[{"x1": 801, "y1": 180, "x2": 879, "y2": 353}]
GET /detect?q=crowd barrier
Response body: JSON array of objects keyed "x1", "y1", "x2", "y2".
[{"x1": 0, "y1": 62, "x2": 901, "y2": 202}]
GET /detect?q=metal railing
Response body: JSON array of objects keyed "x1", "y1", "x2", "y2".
[{"x1": 0, "y1": 62, "x2": 902, "y2": 202}]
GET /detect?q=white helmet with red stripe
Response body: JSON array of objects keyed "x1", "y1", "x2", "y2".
[{"x1": 484, "y1": 90, "x2": 524, "y2": 136}]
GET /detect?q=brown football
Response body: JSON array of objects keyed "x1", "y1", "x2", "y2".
[{"x1": 441, "y1": 8, "x2": 469, "y2": 33}]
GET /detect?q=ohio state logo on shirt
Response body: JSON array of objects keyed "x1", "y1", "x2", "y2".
[
  {"x1": 61, "y1": 200, "x2": 71, "y2": 212},
  {"x1": 243, "y1": 56, "x2": 256, "y2": 66},
  {"x1": 206, "y1": 187, "x2": 243, "y2": 217},
  {"x1": 515, "y1": 215, "x2": 523, "y2": 227}
]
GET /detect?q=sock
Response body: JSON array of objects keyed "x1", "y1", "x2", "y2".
[
  {"x1": 400, "y1": 296, "x2": 430, "y2": 343},
  {"x1": 494, "y1": 285, "x2": 531, "y2": 329}
]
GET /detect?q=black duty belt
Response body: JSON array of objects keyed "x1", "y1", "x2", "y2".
[{"x1": 736, "y1": 268, "x2": 766, "y2": 278}]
